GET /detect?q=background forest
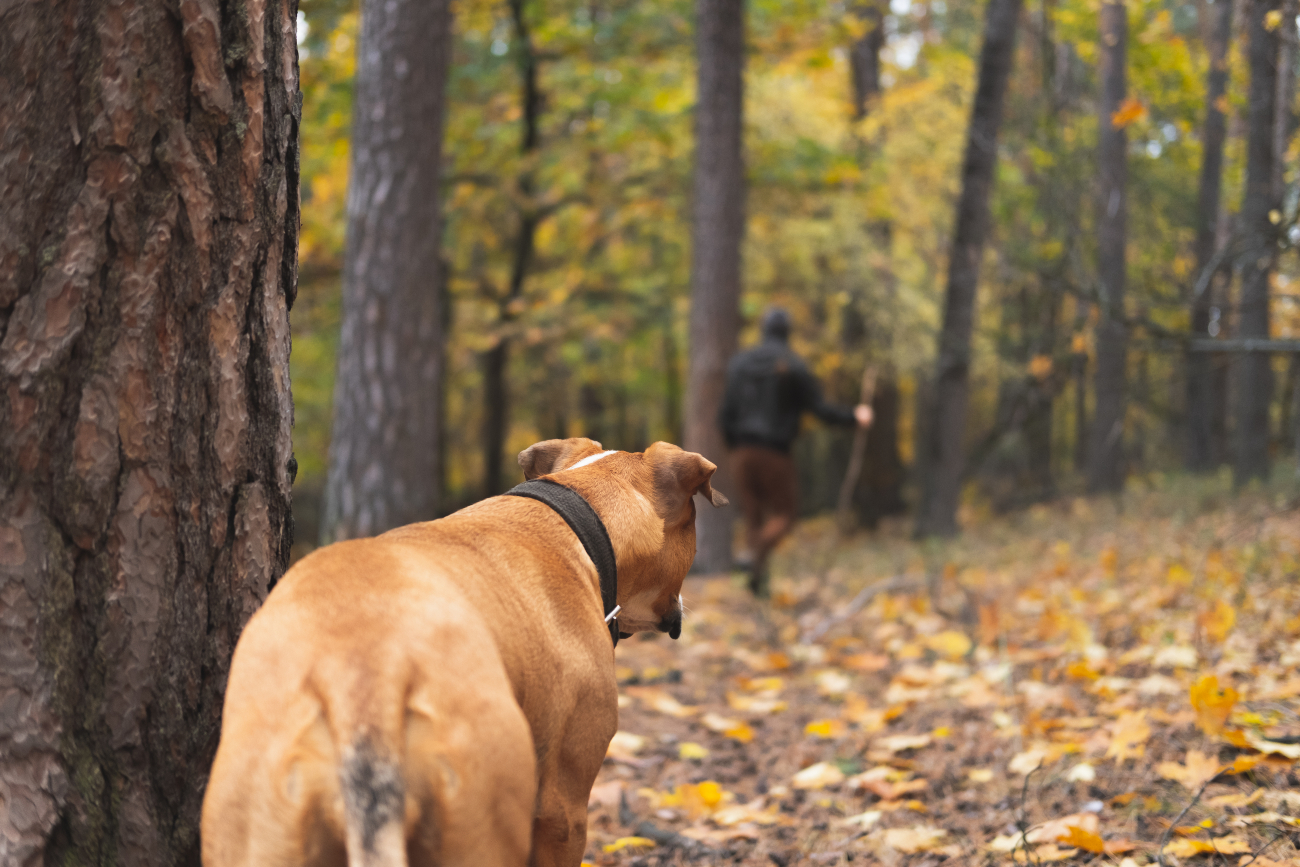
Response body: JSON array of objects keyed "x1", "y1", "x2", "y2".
[{"x1": 291, "y1": 0, "x2": 1300, "y2": 552}]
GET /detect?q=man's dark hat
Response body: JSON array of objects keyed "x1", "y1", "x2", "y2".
[{"x1": 761, "y1": 307, "x2": 791, "y2": 341}]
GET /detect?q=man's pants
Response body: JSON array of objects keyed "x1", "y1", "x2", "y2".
[{"x1": 731, "y1": 445, "x2": 798, "y2": 594}]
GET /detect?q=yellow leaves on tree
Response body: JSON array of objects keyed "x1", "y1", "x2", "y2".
[{"x1": 1189, "y1": 674, "x2": 1238, "y2": 736}]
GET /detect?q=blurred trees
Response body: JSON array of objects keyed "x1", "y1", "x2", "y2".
[
  {"x1": 291, "y1": 0, "x2": 1300, "y2": 549},
  {"x1": 1232, "y1": 0, "x2": 1283, "y2": 485},
  {"x1": 1088, "y1": 0, "x2": 1130, "y2": 493},
  {"x1": 1186, "y1": 0, "x2": 1233, "y2": 472},
  {"x1": 0, "y1": 0, "x2": 298, "y2": 861},
  {"x1": 687, "y1": 0, "x2": 746, "y2": 572},
  {"x1": 321, "y1": 0, "x2": 453, "y2": 540},
  {"x1": 915, "y1": 0, "x2": 1024, "y2": 537}
]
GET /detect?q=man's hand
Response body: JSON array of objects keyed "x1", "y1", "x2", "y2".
[{"x1": 854, "y1": 404, "x2": 874, "y2": 427}]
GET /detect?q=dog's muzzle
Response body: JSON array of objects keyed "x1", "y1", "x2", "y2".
[{"x1": 658, "y1": 606, "x2": 683, "y2": 640}]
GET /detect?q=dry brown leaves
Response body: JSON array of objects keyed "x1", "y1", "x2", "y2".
[{"x1": 585, "y1": 484, "x2": 1300, "y2": 866}]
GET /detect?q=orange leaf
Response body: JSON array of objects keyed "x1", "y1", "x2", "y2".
[
  {"x1": 1111, "y1": 96, "x2": 1146, "y2": 128},
  {"x1": 1060, "y1": 825, "x2": 1105, "y2": 854},
  {"x1": 1190, "y1": 674, "x2": 1238, "y2": 736}
]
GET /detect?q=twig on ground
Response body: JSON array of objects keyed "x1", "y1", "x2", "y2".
[
  {"x1": 1157, "y1": 771, "x2": 1226, "y2": 867},
  {"x1": 1014, "y1": 765, "x2": 1042, "y2": 867},
  {"x1": 800, "y1": 575, "x2": 918, "y2": 644},
  {"x1": 1237, "y1": 829, "x2": 1288, "y2": 867}
]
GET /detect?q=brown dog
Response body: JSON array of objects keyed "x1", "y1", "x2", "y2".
[{"x1": 201, "y1": 438, "x2": 726, "y2": 867}]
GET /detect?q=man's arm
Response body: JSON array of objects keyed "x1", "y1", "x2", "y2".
[{"x1": 796, "y1": 364, "x2": 859, "y2": 427}]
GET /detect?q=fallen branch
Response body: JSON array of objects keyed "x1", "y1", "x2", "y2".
[
  {"x1": 801, "y1": 575, "x2": 918, "y2": 644},
  {"x1": 1156, "y1": 771, "x2": 1225, "y2": 867}
]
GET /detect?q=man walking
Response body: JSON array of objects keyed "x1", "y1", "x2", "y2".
[{"x1": 719, "y1": 308, "x2": 873, "y2": 596}]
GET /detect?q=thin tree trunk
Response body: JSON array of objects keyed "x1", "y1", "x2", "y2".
[
  {"x1": 1233, "y1": 0, "x2": 1282, "y2": 486},
  {"x1": 686, "y1": 0, "x2": 745, "y2": 572},
  {"x1": 1187, "y1": 0, "x2": 1234, "y2": 471},
  {"x1": 850, "y1": 1, "x2": 887, "y2": 119},
  {"x1": 1086, "y1": 0, "x2": 1129, "y2": 493},
  {"x1": 323, "y1": 0, "x2": 452, "y2": 539},
  {"x1": 915, "y1": 0, "x2": 1023, "y2": 538},
  {"x1": 481, "y1": 0, "x2": 542, "y2": 497},
  {"x1": 0, "y1": 1, "x2": 298, "y2": 863},
  {"x1": 847, "y1": 0, "x2": 907, "y2": 526}
]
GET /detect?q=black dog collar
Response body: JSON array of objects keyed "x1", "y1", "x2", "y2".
[{"x1": 505, "y1": 478, "x2": 622, "y2": 647}]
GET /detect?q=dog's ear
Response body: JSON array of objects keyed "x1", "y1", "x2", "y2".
[
  {"x1": 517, "y1": 438, "x2": 605, "y2": 480},
  {"x1": 647, "y1": 442, "x2": 728, "y2": 519}
]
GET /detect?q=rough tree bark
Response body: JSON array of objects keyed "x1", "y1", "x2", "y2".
[
  {"x1": 914, "y1": 0, "x2": 1023, "y2": 538},
  {"x1": 1086, "y1": 0, "x2": 1129, "y2": 493},
  {"x1": 1187, "y1": 0, "x2": 1234, "y2": 471},
  {"x1": 481, "y1": 0, "x2": 543, "y2": 498},
  {"x1": 1233, "y1": 0, "x2": 1281, "y2": 486},
  {"x1": 686, "y1": 0, "x2": 746, "y2": 572},
  {"x1": 0, "y1": 1, "x2": 299, "y2": 864},
  {"x1": 322, "y1": 0, "x2": 452, "y2": 540}
]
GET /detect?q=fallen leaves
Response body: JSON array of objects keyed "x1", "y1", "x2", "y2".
[
  {"x1": 1191, "y1": 674, "x2": 1239, "y2": 736},
  {"x1": 1105, "y1": 711, "x2": 1151, "y2": 764},
  {"x1": 791, "y1": 762, "x2": 845, "y2": 790},
  {"x1": 1158, "y1": 750, "x2": 1223, "y2": 790},
  {"x1": 1162, "y1": 835, "x2": 1252, "y2": 858}
]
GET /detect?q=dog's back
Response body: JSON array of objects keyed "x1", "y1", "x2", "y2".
[{"x1": 201, "y1": 539, "x2": 537, "y2": 867}]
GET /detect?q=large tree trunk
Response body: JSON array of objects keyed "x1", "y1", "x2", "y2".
[
  {"x1": 0, "y1": 1, "x2": 298, "y2": 864},
  {"x1": 1187, "y1": 0, "x2": 1234, "y2": 471},
  {"x1": 1233, "y1": 0, "x2": 1282, "y2": 486},
  {"x1": 481, "y1": 0, "x2": 542, "y2": 497},
  {"x1": 322, "y1": 0, "x2": 451, "y2": 540},
  {"x1": 1086, "y1": 0, "x2": 1129, "y2": 493},
  {"x1": 685, "y1": 0, "x2": 745, "y2": 572},
  {"x1": 914, "y1": 0, "x2": 1023, "y2": 538}
]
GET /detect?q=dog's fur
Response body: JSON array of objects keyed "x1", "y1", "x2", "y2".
[{"x1": 201, "y1": 439, "x2": 726, "y2": 867}]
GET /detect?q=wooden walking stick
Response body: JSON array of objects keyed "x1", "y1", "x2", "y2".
[{"x1": 836, "y1": 366, "x2": 878, "y2": 535}]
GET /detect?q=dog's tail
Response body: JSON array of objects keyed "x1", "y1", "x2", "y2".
[{"x1": 340, "y1": 737, "x2": 409, "y2": 867}]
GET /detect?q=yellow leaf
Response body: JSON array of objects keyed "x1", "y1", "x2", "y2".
[
  {"x1": 1190, "y1": 674, "x2": 1238, "y2": 736},
  {"x1": 1060, "y1": 825, "x2": 1105, "y2": 854},
  {"x1": 876, "y1": 733, "x2": 932, "y2": 753},
  {"x1": 805, "y1": 718, "x2": 845, "y2": 739},
  {"x1": 968, "y1": 768, "x2": 994, "y2": 783},
  {"x1": 1206, "y1": 789, "x2": 1264, "y2": 808},
  {"x1": 678, "y1": 741, "x2": 709, "y2": 760},
  {"x1": 604, "y1": 837, "x2": 656, "y2": 853},
  {"x1": 1029, "y1": 355, "x2": 1053, "y2": 380},
  {"x1": 1009, "y1": 748, "x2": 1047, "y2": 775},
  {"x1": 1071, "y1": 333, "x2": 1088, "y2": 354},
  {"x1": 1199, "y1": 599, "x2": 1236, "y2": 643},
  {"x1": 1266, "y1": 9, "x2": 1284, "y2": 30},
  {"x1": 926, "y1": 630, "x2": 972, "y2": 660},
  {"x1": 932, "y1": 726, "x2": 951, "y2": 738},
  {"x1": 1111, "y1": 96, "x2": 1146, "y2": 128},
  {"x1": 1106, "y1": 711, "x2": 1151, "y2": 764}
]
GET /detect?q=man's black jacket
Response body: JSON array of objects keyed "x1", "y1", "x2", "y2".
[{"x1": 719, "y1": 337, "x2": 856, "y2": 453}]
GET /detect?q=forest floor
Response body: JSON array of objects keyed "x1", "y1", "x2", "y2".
[{"x1": 584, "y1": 472, "x2": 1300, "y2": 866}]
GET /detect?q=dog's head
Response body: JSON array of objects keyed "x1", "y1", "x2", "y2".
[{"x1": 517, "y1": 438, "x2": 727, "y2": 639}]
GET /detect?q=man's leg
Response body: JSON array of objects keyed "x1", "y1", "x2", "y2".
[
  {"x1": 750, "y1": 449, "x2": 798, "y2": 597},
  {"x1": 730, "y1": 448, "x2": 765, "y2": 572}
]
